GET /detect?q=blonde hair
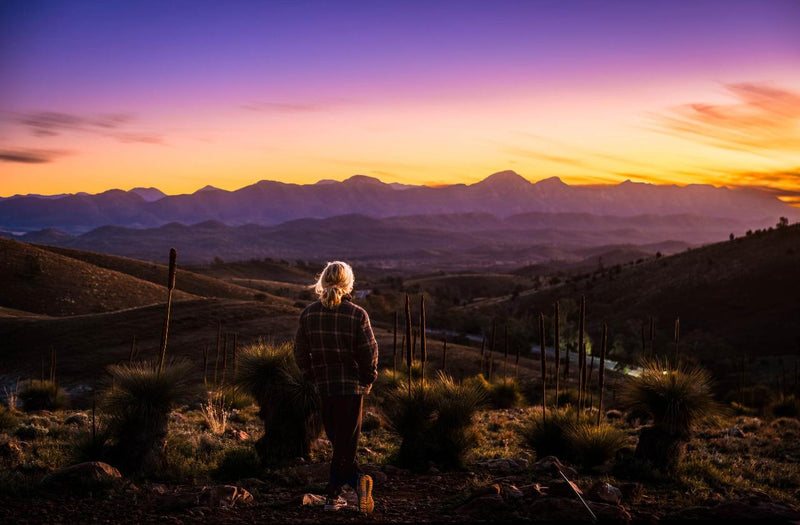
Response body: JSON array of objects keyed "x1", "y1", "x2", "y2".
[{"x1": 314, "y1": 261, "x2": 355, "y2": 308}]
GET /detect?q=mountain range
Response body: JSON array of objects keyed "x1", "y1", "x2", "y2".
[{"x1": 1, "y1": 171, "x2": 796, "y2": 234}]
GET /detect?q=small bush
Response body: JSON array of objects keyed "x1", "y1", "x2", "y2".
[
  {"x1": 235, "y1": 341, "x2": 322, "y2": 465},
  {"x1": 213, "y1": 446, "x2": 261, "y2": 482},
  {"x1": 0, "y1": 405, "x2": 18, "y2": 431},
  {"x1": 102, "y1": 360, "x2": 199, "y2": 475},
  {"x1": 518, "y1": 407, "x2": 577, "y2": 460},
  {"x1": 567, "y1": 422, "x2": 628, "y2": 469},
  {"x1": 14, "y1": 424, "x2": 49, "y2": 440},
  {"x1": 18, "y1": 380, "x2": 68, "y2": 412},
  {"x1": 384, "y1": 372, "x2": 485, "y2": 470},
  {"x1": 770, "y1": 396, "x2": 800, "y2": 419},
  {"x1": 489, "y1": 379, "x2": 524, "y2": 409},
  {"x1": 69, "y1": 429, "x2": 112, "y2": 464}
]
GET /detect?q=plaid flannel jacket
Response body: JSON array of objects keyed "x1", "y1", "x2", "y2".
[{"x1": 293, "y1": 297, "x2": 379, "y2": 396}]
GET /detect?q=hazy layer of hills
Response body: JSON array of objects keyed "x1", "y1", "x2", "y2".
[
  {"x1": 9, "y1": 212, "x2": 720, "y2": 268},
  {"x1": 1, "y1": 171, "x2": 795, "y2": 234}
]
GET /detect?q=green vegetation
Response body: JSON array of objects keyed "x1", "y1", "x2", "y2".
[
  {"x1": 18, "y1": 380, "x2": 68, "y2": 412},
  {"x1": 234, "y1": 341, "x2": 322, "y2": 465},
  {"x1": 620, "y1": 359, "x2": 722, "y2": 471},
  {"x1": 102, "y1": 360, "x2": 199, "y2": 475},
  {"x1": 383, "y1": 371, "x2": 485, "y2": 470}
]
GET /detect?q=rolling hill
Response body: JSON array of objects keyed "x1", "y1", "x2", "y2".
[
  {"x1": 468, "y1": 224, "x2": 800, "y2": 363},
  {"x1": 0, "y1": 238, "x2": 197, "y2": 316}
]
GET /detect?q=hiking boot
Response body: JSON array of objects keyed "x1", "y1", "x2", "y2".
[
  {"x1": 324, "y1": 495, "x2": 347, "y2": 511},
  {"x1": 356, "y1": 474, "x2": 374, "y2": 514}
]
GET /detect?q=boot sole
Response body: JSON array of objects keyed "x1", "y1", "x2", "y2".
[{"x1": 358, "y1": 475, "x2": 374, "y2": 514}]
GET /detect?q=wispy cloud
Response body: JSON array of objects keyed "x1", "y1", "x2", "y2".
[
  {"x1": 503, "y1": 146, "x2": 588, "y2": 168},
  {"x1": 15, "y1": 111, "x2": 164, "y2": 145},
  {"x1": 654, "y1": 82, "x2": 800, "y2": 153},
  {"x1": 0, "y1": 148, "x2": 70, "y2": 164},
  {"x1": 242, "y1": 101, "x2": 326, "y2": 112}
]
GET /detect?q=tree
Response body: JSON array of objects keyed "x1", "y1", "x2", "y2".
[{"x1": 777, "y1": 217, "x2": 789, "y2": 228}]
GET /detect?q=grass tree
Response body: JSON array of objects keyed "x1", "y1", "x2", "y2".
[
  {"x1": 620, "y1": 359, "x2": 722, "y2": 471},
  {"x1": 103, "y1": 360, "x2": 198, "y2": 475},
  {"x1": 235, "y1": 341, "x2": 322, "y2": 465},
  {"x1": 383, "y1": 371, "x2": 485, "y2": 470}
]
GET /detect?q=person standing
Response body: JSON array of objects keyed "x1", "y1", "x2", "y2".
[{"x1": 294, "y1": 261, "x2": 379, "y2": 513}]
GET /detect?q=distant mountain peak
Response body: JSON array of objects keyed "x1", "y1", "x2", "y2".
[
  {"x1": 195, "y1": 185, "x2": 221, "y2": 193},
  {"x1": 474, "y1": 170, "x2": 532, "y2": 188},
  {"x1": 343, "y1": 175, "x2": 386, "y2": 186},
  {"x1": 130, "y1": 187, "x2": 167, "y2": 202},
  {"x1": 534, "y1": 176, "x2": 568, "y2": 188}
]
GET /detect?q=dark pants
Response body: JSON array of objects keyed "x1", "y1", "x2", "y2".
[{"x1": 322, "y1": 394, "x2": 363, "y2": 497}]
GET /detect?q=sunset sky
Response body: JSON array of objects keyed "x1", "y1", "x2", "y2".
[{"x1": 1, "y1": 0, "x2": 799, "y2": 203}]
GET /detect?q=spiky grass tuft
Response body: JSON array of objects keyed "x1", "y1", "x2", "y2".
[
  {"x1": 384, "y1": 371, "x2": 485, "y2": 470},
  {"x1": 518, "y1": 407, "x2": 579, "y2": 460},
  {"x1": 18, "y1": 380, "x2": 68, "y2": 412},
  {"x1": 620, "y1": 359, "x2": 721, "y2": 439},
  {"x1": 566, "y1": 422, "x2": 628, "y2": 469},
  {"x1": 235, "y1": 341, "x2": 322, "y2": 465},
  {"x1": 620, "y1": 359, "x2": 722, "y2": 471},
  {"x1": 102, "y1": 360, "x2": 199, "y2": 475}
]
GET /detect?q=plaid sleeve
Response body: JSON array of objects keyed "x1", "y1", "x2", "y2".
[
  {"x1": 356, "y1": 311, "x2": 379, "y2": 386},
  {"x1": 293, "y1": 316, "x2": 312, "y2": 376}
]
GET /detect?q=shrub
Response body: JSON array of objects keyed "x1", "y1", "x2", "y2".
[
  {"x1": 69, "y1": 429, "x2": 112, "y2": 464},
  {"x1": 518, "y1": 407, "x2": 578, "y2": 460},
  {"x1": 213, "y1": 446, "x2": 261, "y2": 482},
  {"x1": 14, "y1": 424, "x2": 49, "y2": 440},
  {"x1": 383, "y1": 371, "x2": 485, "y2": 470},
  {"x1": 489, "y1": 379, "x2": 524, "y2": 409},
  {"x1": 102, "y1": 360, "x2": 199, "y2": 475},
  {"x1": 567, "y1": 422, "x2": 628, "y2": 469},
  {"x1": 0, "y1": 404, "x2": 18, "y2": 431},
  {"x1": 213, "y1": 386, "x2": 255, "y2": 410},
  {"x1": 18, "y1": 380, "x2": 68, "y2": 412},
  {"x1": 769, "y1": 396, "x2": 800, "y2": 419},
  {"x1": 235, "y1": 341, "x2": 322, "y2": 465},
  {"x1": 620, "y1": 359, "x2": 722, "y2": 471}
]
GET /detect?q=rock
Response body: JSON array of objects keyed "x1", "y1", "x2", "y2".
[
  {"x1": 501, "y1": 484, "x2": 525, "y2": 500},
  {"x1": 528, "y1": 497, "x2": 631, "y2": 523},
  {"x1": 362, "y1": 411, "x2": 382, "y2": 431},
  {"x1": 476, "y1": 458, "x2": 522, "y2": 474},
  {"x1": 230, "y1": 429, "x2": 250, "y2": 441},
  {"x1": 469, "y1": 483, "x2": 501, "y2": 499},
  {"x1": 547, "y1": 480, "x2": 583, "y2": 498},
  {"x1": 0, "y1": 440, "x2": 24, "y2": 466},
  {"x1": 518, "y1": 483, "x2": 546, "y2": 499},
  {"x1": 301, "y1": 493, "x2": 326, "y2": 507},
  {"x1": 361, "y1": 464, "x2": 388, "y2": 483},
  {"x1": 668, "y1": 498, "x2": 800, "y2": 521},
  {"x1": 619, "y1": 482, "x2": 642, "y2": 500},
  {"x1": 383, "y1": 464, "x2": 406, "y2": 476},
  {"x1": 531, "y1": 456, "x2": 577, "y2": 478},
  {"x1": 198, "y1": 485, "x2": 254, "y2": 508},
  {"x1": 41, "y1": 461, "x2": 122, "y2": 491},
  {"x1": 587, "y1": 481, "x2": 622, "y2": 505},
  {"x1": 724, "y1": 427, "x2": 746, "y2": 438},
  {"x1": 150, "y1": 483, "x2": 169, "y2": 495},
  {"x1": 427, "y1": 466, "x2": 440, "y2": 474}
]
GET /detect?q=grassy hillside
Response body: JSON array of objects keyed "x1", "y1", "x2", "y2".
[
  {"x1": 33, "y1": 243, "x2": 284, "y2": 303},
  {"x1": 475, "y1": 224, "x2": 800, "y2": 366},
  {"x1": 0, "y1": 239, "x2": 197, "y2": 316}
]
